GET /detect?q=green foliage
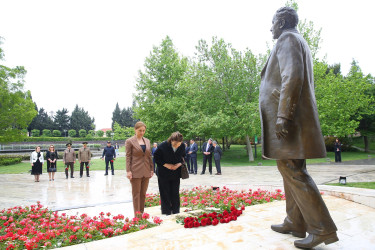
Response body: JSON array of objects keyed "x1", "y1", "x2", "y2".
[
  {"x1": 96, "y1": 130, "x2": 104, "y2": 137},
  {"x1": 324, "y1": 137, "x2": 355, "y2": 152},
  {"x1": 42, "y1": 129, "x2": 52, "y2": 137},
  {"x1": 68, "y1": 129, "x2": 76, "y2": 137},
  {"x1": 0, "y1": 38, "x2": 37, "y2": 142},
  {"x1": 28, "y1": 108, "x2": 54, "y2": 132},
  {"x1": 54, "y1": 108, "x2": 70, "y2": 133},
  {"x1": 0, "y1": 156, "x2": 22, "y2": 166},
  {"x1": 86, "y1": 134, "x2": 93, "y2": 140},
  {"x1": 134, "y1": 36, "x2": 188, "y2": 141},
  {"x1": 21, "y1": 137, "x2": 110, "y2": 142},
  {"x1": 78, "y1": 129, "x2": 87, "y2": 137},
  {"x1": 88, "y1": 130, "x2": 95, "y2": 136},
  {"x1": 105, "y1": 130, "x2": 112, "y2": 138},
  {"x1": 315, "y1": 60, "x2": 375, "y2": 136},
  {"x1": 113, "y1": 122, "x2": 133, "y2": 140},
  {"x1": 70, "y1": 105, "x2": 96, "y2": 132},
  {"x1": 31, "y1": 129, "x2": 40, "y2": 137},
  {"x1": 52, "y1": 130, "x2": 61, "y2": 137}
]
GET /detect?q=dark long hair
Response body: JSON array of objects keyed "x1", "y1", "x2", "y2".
[{"x1": 167, "y1": 131, "x2": 183, "y2": 144}]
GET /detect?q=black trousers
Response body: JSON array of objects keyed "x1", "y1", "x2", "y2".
[
  {"x1": 157, "y1": 177, "x2": 180, "y2": 215},
  {"x1": 185, "y1": 156, "x2": 191, "y2": 172},
  {"x1": 214, "y1": 159, "x2": 221, "y2": 174},
  {"x1": 190, "y1": 157, "x2": 197, "y2": 173},
  {"x1": 105, "y1": 159, "x2": 114, "y2": 174},
  {"x1": 80, "y1": 162, "x2": 90, "y2": 176},
  {"x1": 277, "y1": 159, "x2": 337, "y2": 235},
  {"x1": 334, "y1": 151, "x2": 341, "y2": 162},
  {"x1": 65, "y1": 162, "x2": 74, "y2": 177},
  {"x1": 202, "y1": 154, "x2": 212, "y2": 173}
]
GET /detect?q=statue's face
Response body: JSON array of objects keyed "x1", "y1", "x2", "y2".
[{"x1": 271, "y1": 14, "x2": 283, "y2": 39}]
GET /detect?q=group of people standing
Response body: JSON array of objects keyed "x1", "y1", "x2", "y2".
[
  {"x1": 184, "y1": 138, "x2": 222, "y2": 175},
  {"x1": 30, "y1": 140, "x2": 118, "y2": 181}
]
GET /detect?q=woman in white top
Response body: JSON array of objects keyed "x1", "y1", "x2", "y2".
[{"x1": 30, "y1": 146, "x2": 44, "y2": 182}]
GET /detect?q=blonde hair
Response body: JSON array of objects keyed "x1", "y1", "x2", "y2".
[
  {"x1": 49, "y1": 145, "x2": 55, "y2": 152},
  {"x1": 167, "y1": 131, "x2": 183, "y2": 143},
  {"x1": 134, "y1": 121, "x2": 146, "y2": 130}
]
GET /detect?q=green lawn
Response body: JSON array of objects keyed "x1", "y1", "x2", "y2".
[
  {"x1": 351, "y1": 136, "x2": 375, "y2": 151},
  {"x1": 0, "y1": 144, "x2": 373, "y2": 174},
  {"x1": 327, "y1": 182, "x2": 375, "y2": 189}
]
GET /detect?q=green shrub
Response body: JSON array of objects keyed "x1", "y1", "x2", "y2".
[
  {"x1": 106, "y1": 130, "x2": 112, "y2": 138},
  {"x1": 42, "y1": 129, "x2": 52, "y2": 137},
  {"x1": 88, "y1": 130, "x2": 95, "y2": 136},
  {"x1": 52, "y1": 130, "x2": 62, "y2": 137},
  {"x1": 96, "y1": 131, "x2": 104, "y2": 137},
  {"x1": 0, "y1": 156, "x2": 23, "y2": 166},
  {"x1": 31, "y1": 129, "x2": 40, "y2": 137},
  {"x1": 79, "y1": 129, "x2": 87, "y2": 137},
  {"x1": 86, "y1": 134, "x2": 93, "y2": 140},
  {"x1": 68, "y1": 129, "x2": 77, "y2": 137},
  {"x1": 22, "y1": 137, "x2": 111, "y2": 142}
]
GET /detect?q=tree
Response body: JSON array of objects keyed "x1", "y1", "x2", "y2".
[
  {"x1": 31, "y1": 129, "x2": 40, "y2": 137},
  {"x1": 96, "y1": 130, "x2": 104, "y2": 137},
  {"x1": 28, "y1": 107, "x2": 55, "y2": 132},
  {"x1": 0, "y1": 38, "x2": 37, "y2": 142},
  {"x1": 111, "y1": 103, "x2": 122, "y2": 129},
  {"x1": 315, "y1": 60, "x2": 374, "y2": 137},
  {"x1": 134, "y1": 36, "x2": 188, "y2": 141},
  {"x1": 79, "y1": 129, "x2": 87, "y2": 138},
  {"x1": 52, "y1": 130, "x2": 61, "y2": 137},
  {"x1": 70, "y1": 105, "x2": 95, "y2": 132},
  {"x1": 68, "y1": 129, "x2": 76, "y2": 137},
  {"x1": 120, "y1": 106, "x2": 137, "y2": 127},
  {"x1": 42, "y1": 129, "x2": 52, "y2": 137},
  {"x1": 54, "y1": 108, "x2": 70, "y2": 133},
  {"x1": 179, "y1": 37, "x2": 264, "y2": 161},
  {"x1": 113, "y1": 122, "x2": 134, "y2": 140}
]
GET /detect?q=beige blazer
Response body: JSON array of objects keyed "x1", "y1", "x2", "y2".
[
  {"x1": 78, "y1": 147, "x2": 91, "y2": 162},
  {"x1": 125, "y1": 135, "x2": 153, "y2": 178}
]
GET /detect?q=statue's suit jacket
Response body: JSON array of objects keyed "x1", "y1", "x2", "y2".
[{"x1": 259, "y1": 28, "x2": 326, "y2": 160}]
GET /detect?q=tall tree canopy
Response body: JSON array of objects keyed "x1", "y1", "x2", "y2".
[
  {"x1": 28, "y1": 107, "x2": 55, "y2": 132},
  {"x1": 54, "y1": 108, "x2": 70, "y2": 133},
  {"x1": 70, "y1": 104, "x2": 95, "y2": 132},
  {"x1": 0, "y1": 38, "x2": 37, "y2": 142},
  {"x1": 134, "y1": 36, "x2": 188, "y2": 141}
]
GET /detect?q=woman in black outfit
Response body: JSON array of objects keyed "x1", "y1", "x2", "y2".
[
  {"x1": 46, "y1": 145, "x2": 58, "y2": 181},
  {"x1": 154, "y1": 132, "x2": 185, "y2": 215},
  {"x1": 30, "y1": 146, "x2": 44, "y2": 182},
  {"x1": 333, "y1": 138, "x2": 342, "y2": 163}
]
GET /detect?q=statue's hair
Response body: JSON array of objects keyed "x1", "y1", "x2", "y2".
[{"x1": 275, "y1": 7, "x2": 299, "y2": 29}]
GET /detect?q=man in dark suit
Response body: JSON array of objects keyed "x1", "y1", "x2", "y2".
[
  {"x1": 201, "y1": 138, "x2": 214, "y2": 175},
  {"x1": 212, "y1": 141, "x2": 222, "y2": 175},
  {"x1": 188, "y1": 139, "x2": 198, "y2": 174},
  {"x1": 101, "y1": 141, "x2": 116, "y2": 175},
  {"x1": 260, "y1": 7, "x2": 338, "y2": 248}
]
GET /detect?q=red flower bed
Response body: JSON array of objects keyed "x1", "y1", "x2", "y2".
[
  {"x1": 145, "y1": 186, "x2": 285, "y2": 228},
  {"x1": 0, "y1": 202, "x2": 162, "y2": 249}
]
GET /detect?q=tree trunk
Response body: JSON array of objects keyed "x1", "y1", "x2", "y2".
[
  {"x1": 225, "y1": 136, "x2": 229, "y2": 150},
  {"x1": 364, "y1": 136, "x2": 369, "y2": 153},
  {"x1": 245, "y1": 135, "x2": 254, "y2": 162},
  {"x1": 222, "y1": 137, "x2": 225, "y2": 151}
]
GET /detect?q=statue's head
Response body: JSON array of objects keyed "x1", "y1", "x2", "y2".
[{"x1": 271, "y1": 7, "x2": 299, "y2": 39}]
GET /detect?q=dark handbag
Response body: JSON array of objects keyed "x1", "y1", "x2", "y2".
[
  {"x1": 48, "y1": 168, "x2": 57, "y2": 172},
  {"x1": 180, "y1": 158, "x2": 189, "y2": 179}
]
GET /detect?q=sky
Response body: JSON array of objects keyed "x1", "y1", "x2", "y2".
[{"x1": 1, "y1": 0, "x2": 374, "y2": 130}]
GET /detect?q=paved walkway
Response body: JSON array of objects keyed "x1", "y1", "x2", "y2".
[{"x1": 0, "y1": 162, "x2": 375, "y2": 249}]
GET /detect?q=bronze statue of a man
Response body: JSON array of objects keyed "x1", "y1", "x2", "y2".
[{"x1": 259, "y1": 7, "x2": 338, "y2": 248}]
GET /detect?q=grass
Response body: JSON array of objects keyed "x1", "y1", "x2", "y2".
[
  {"x1": 351, "y1": 136, "x2": 375, "y2": 151},
  {"x1": 0, "y1": 145, "x2": 373, "y2": 174},
  {"x1": 326, "y1": 182, "x2": 375, "y2": 189}
]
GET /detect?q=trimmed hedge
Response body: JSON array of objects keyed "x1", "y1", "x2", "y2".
[
  {"x1": 23, "y1": 137, "x2": 111, "y2": 142},
  {"x1": 0, "y1": 156, "x2": 23, "y2": 166}
]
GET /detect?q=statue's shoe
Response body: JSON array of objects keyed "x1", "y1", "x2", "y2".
[
  {"x1": 271, "y1": 223, "x2": 306, "y2": 238},
  {"x1": 294, "y1": 232, "x2": 338, "y2": 249}
]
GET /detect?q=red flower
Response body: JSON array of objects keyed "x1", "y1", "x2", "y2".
[{"x1": 193, "y1": 221, "x2": 200, "y2": 227}]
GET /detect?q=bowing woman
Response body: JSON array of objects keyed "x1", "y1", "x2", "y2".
[
  {"x1": 125, "y1": 121, "x2": 154, "y2": 217},
  {"x1": 154, "y1": 132, "x2": 185, "y2": 215}
]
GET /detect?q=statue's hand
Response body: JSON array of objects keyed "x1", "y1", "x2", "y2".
[{"x1": 275, "y1": 117, "x2": 289, "y2": 140}]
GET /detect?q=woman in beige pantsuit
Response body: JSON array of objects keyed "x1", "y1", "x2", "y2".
[{"x1": 125, "y1": 121, "x2": 154, "y2": 217}]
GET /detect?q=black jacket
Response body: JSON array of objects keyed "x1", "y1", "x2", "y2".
[
  {"x1": 154, "y1": 141, "x2": 185, "y2": 180},
  {"x1": 102, "y1": 146, "x2": 116, "y2": 160},
  {"x1": 202, "y1": 142, "x2": 214, "y2": 155}
]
